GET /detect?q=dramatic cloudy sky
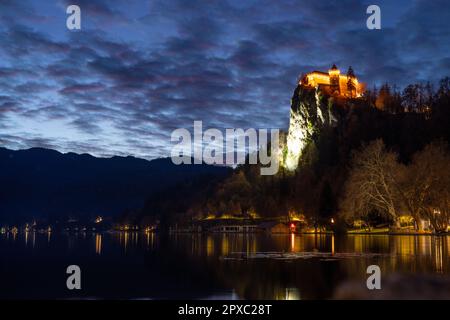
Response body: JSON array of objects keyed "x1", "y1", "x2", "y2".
[{"x1": 0, "y1": 0, "x2": 449, "y2": 159}]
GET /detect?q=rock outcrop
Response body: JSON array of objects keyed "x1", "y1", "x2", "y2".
[{"x1": 284, "y1": 85, "x2": 337, "y2": 171}]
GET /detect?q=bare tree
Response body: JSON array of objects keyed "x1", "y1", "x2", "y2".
[
  {"x1": 409, "y1": 142, "x2": 450, "y2": 233},
  {"x1": 395, "y1": 162, "x2": 425, "y2": 231},
  {"x1": 339, "y1": 140, "x2": 401, "y2": 226}
]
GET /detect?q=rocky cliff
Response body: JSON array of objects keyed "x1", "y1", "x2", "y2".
[{"x1": 284, "y1": 85, "x2": 338, "y2": 170}]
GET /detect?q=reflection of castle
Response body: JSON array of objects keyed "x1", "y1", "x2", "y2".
[{"x1": 299, "y1": 64, "x2": 364, "y2": 98}]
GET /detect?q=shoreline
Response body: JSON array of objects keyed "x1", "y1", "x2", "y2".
[{"x1": 2, "y1": 228, "x2": 448, "y2": 236}]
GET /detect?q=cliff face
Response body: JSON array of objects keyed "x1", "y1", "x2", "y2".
[{"x1": 284, "y1": 85, "x2": 337, "y2": 171}]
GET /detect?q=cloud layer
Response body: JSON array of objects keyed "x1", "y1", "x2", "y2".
[{"x1": 0, "y1": 0, "x2": 449, "y2": 159}]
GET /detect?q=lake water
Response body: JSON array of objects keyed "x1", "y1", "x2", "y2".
[{"x1": 1, "y1": 232, "x2": 449, "y2": 299}]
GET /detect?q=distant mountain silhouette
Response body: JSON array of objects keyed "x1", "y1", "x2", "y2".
[{"x1": 0, "y1": 147, "x2": 230, "y2": 224}]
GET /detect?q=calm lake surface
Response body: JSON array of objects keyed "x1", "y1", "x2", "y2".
[{"x1": 1, "y1": 232, "x2": 449, "y2": 299}]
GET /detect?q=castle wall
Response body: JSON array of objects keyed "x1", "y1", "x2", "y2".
[
  {"x1": 301, "y1": 66, "x2": 363, "y2": 98},
  {"x1": 304, "y1": 72, "x2": 330, "y2": 87}
]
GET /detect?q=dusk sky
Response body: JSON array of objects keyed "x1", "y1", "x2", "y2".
[{"x1": 0, "y1": 0, "x2": 449, "y2": 159}]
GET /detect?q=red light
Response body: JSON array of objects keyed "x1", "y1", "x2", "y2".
[{"x1": 290, "y1": 223, "x2": 295, "y2": 229}]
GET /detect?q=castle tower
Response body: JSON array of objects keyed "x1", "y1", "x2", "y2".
[{"x1": 328, "y1": 64, "x2": 340, "y2": 95}]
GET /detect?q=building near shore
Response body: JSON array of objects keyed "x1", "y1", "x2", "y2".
[
  {"x1": 259, "y1": 221, "x2": 291, "y2": 234},
  {"x1": 209, "y1": 225, "x2": 259, "y2": 233}
]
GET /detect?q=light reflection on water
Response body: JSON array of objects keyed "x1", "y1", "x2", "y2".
[
  {"x1": 1, "y1": 232, "x2": 449, "y2": 299},
  {"x1": 4, "y1": 232, "x2": 450, "y2": 273},
  {"x1": 95, "y1": 234, "x2": 102, "y2": 255}
]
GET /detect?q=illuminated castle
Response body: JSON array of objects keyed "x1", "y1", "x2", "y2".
[
  {"x1": 299, "y1": 64, "x2": 364, "y2": 98},
  {"x1": 283, "y1": 65, "x2": 365, "y2": 171}
]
